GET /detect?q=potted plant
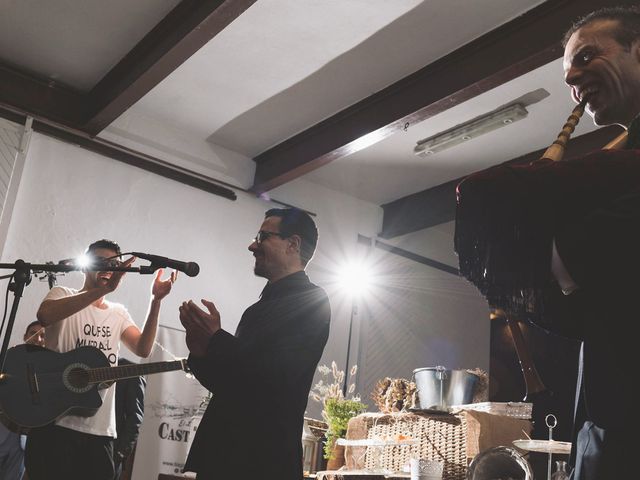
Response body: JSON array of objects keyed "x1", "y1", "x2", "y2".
[{"x1": 309, "y1": 362, "x2": 367, "y2": 469}]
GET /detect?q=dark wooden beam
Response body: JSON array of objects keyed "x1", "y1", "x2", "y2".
[
  {"x1": 380, "y1": 180, "x2": 459, "y2": 239},
  {"x1": 380, "y1": 125, "x2": 624, "y2": 239},
  {"x1": 0, "y1": 64, "x2": 86, "y2": 127},
  {"x1": 0, "y1": 0, "x2": 257, "y2": 135},
  {"x1": 83, "y1": 0, "x2": 258, "y2": 135},
  {"x1": 251, "y1": 0, "x2": 636, "y2": 193},
  {"x1": 358, "y1": 234, "x2": 459, "y2": 276},
  {"x1": 0, "y1": 105, "x2": 237, "y2": 201}
]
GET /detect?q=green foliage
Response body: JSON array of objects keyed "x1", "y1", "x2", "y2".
[
  {"x1": 309, "y1": 362, "x2": 367, "y2": 460},
  {"x1": 322, "y1": 397, "x2": 367, "y2": 459}
]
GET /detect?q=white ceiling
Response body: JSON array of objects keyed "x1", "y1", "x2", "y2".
[
  {"x1": 130, "y1": 0, "x2": 549, "y2": 157},
  {"x1": 132, "y1": 0, "x2": 422, "y2": 144},
  {"x1": 0, "y1": 0, "x2": 181, "y2": 91},
  {"x1": 303, "y1": 59, "x2": 599, "y2": 204},
  {"x1": 1, "y1": 0, "x2": 603, "y2": 216}
]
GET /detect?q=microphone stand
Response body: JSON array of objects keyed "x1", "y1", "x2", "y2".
[{"x1": 0, "y1": 259, "x2": 155, "y2": 376}]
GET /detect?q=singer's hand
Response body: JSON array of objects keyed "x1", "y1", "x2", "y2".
[
  {"x1": 179, "y1": 299, "x2": 221, "y2": 357},
  {"x1": 102, "y1": 256, "x2": 135, "y2": 293},
  {"x1": 152, "y1": 268, "x2": 177, "y2": 301}
]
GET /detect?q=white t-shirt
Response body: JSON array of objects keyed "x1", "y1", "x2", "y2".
[{"x1": 43, "y1": 286, "x2": 135, "y2": 437}]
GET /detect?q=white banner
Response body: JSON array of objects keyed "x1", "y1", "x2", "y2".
[{"x1": 131, "y1": 325, "x2": 209, "y2": 480}]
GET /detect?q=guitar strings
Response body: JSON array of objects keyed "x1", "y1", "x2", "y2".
[
  {"x1": 151, "y1": 339, "x2": 196, "y2": 380},
  {"x1": 151, "y1": 338, "x2": 180, "y2": 360},
  {"x1": 15, "y1": 331, "x2": 190, "y2": 386}
]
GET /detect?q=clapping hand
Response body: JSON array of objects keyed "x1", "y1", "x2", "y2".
[{"x1": 179, "y1": 299, "x2": 221, "y2": 357}]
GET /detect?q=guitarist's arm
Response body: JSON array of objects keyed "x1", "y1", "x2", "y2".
[
  {"x1": 121, "y1": 269, "x2": 177, "y2": 358},
  {"x1": 37, "y1": 257, "x2": 135, "y2": 326},
  {"x1": 37, "y1": 286, "x2": 112, "y2": 326}
]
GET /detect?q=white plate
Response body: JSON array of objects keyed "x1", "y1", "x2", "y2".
[
  {"x1": 512, "y1": 439, "x2": 571, "y2": 454},
  {"x1": 336, "y1": 438, "x2": 419, "y2": 447}
]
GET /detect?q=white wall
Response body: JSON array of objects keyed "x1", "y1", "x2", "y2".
[
  {"x1": 242, "y1": 180, "x2": 490, "y2": 411},
  {"x1": 2, "y1": 133, "x2": 260, "y2": 343},
  {"x1": 355, "y1": 248, "x2": 490, "y2": 406},
  {"x1": 0, "y1": 130, "x2": 489, "y2": 420},
  {"x1": 102, "y1": 109, "x2": 256, "y2": 189}
]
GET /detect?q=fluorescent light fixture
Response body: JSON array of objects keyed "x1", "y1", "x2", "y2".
[{"x1": 414, "y1": 103, "x2": 528, "y2": 157}]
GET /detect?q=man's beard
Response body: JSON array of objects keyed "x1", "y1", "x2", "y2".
[{"x1": 253, "y1": 263, "x2": 267, "y2": 279}]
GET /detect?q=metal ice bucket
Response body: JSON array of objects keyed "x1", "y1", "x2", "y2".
[{"x1": 413, "y1": 366, "x2": 478, "y2": 411}]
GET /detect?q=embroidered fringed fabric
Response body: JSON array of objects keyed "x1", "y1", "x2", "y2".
[{"x1": 455, "y1": 149, "x2": 640, "y2": 322}]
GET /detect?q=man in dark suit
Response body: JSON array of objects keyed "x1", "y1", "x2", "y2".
[
  {"x1": 540, "y1": 7, "x2": 640, "y2": 478},
  {"x1": 179, "y1": 208, "x2": 331, "y2": 480},
  {"x1": 113, "y1": 358, "x2": 146, "y2": 480},
  {"x1": 456, "y1": 7, "x2": 640, "y2": 479}
]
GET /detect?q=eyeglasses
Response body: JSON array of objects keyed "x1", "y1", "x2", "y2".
[
  {"x1": 253, "y1": 230, "x2": 287, "y2": 244},
  {"x1": 93, "y1": 256, "x2": 122, "y2": 268}
]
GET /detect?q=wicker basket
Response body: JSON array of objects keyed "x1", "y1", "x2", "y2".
[
  {"x1": 344, "y1": 411, "x2": 532, "y2": 480},
  {"x1": 352, "y1": 412, "x2": 467, "y2": 480}
]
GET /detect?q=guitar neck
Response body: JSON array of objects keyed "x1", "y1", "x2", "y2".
[{"x1": 87, "y1": 359, "x2": 186, "y2": 384}]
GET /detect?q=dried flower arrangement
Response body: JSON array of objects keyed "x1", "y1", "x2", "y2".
[
  {"x1": 468, "y1": 368, "x2": 489, "y2": 403},
  {"x1": 371, "y1": 377, "x2": 417, "y2": 413},
  {"x1": 310, "y1": 362, "x2": 367, "y2": 459}
]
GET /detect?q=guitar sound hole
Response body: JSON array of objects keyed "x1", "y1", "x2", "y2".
[
  {"x1": 62, "y1": 363, "x2": 93, "y2": 393},
  {"x1": 67, "y1": 368, "x2": 89, "y2": 389}
]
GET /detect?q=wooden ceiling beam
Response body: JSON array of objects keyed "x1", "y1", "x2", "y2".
[
  {"x1": 251, "y1": 0, "x2": 636, "y2": 194},
  {"x1": 379, "y1": 125, "x2": 623, "y2": 239},
  {"x1": 0, "y1": 105, "x2": 237, "y2": 201},
  {"x1": 82, "y1": 0, "x2": 258, "y2": 135},
  {"x1": 0, "y1": 0, "x2": 257, "y2": 135},
  {"x1": 0, "y1": 64, "x2": 86, "y2": 127}
]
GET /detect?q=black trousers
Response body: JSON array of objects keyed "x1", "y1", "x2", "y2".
[{"x1": 25, "y1": 424, "x2": 114, "y2": 480}]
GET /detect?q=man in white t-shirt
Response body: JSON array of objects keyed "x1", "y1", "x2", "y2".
[{"x1": 24, "y1": 239, "x2": 176, "y2": 480}]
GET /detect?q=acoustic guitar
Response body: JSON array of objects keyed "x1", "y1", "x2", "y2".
[{"x1": 0, "y1": 344, "x2": 188, "y2": 431}]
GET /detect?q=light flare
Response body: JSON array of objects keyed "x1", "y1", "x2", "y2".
[
  {"x1": 337, "y1": 260, "x2": 374, "y2": 297},
  {"x1": 75, "y1": 254, "x2": 92, "y2": 269}
]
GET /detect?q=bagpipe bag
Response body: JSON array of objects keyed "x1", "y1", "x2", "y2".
[{"x1": 454, "y1": 148, "x2": 640, "y2": 320}]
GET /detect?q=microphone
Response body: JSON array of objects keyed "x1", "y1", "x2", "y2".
[{"x1": 131, "y1": 252, "x2": 200, "y2": 277}]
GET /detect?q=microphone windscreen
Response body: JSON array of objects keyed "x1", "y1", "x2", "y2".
[{"x1": 185, "y1": 262, "x2": 200, "y2": 277}]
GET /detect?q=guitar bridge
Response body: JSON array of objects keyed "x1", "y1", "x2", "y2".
[{"x1": 26, "y1": 363, "x2": 41, "y2": 405}]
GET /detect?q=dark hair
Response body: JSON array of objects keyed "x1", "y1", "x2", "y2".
[
  {"x1": 24, "y1": 320, "x2": 42, "y2": 336},
  {"x1": 265, "y1": 208, "x2": 318, "y2": 266},
  {"x1": 85, "y1": 239, "x2": 121, "y2": 256},
  {"x1": 563, "y1": 6, "x2": 640, "y2": 48}
]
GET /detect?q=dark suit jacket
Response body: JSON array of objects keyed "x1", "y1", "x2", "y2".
[
  {"x1": 455, "y1": 143, "x2": 640, "y2": 478},
  {"x1": 538, "y1": 185, "x2": 640, "y2": 432},
  {"x1": 184, "y1": 271, "x2": 330, "y2": 480},
  {"x1": 456, "y1": 146, "x2": 640, "y2": 431}
]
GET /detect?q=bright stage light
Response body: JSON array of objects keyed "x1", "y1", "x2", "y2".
[
  {"x1": 75, "y1": 254, "x2": 92, "y2": 269},
  {"x1": 337, "y1": 261, "x2": 373, "y2": 297}
]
